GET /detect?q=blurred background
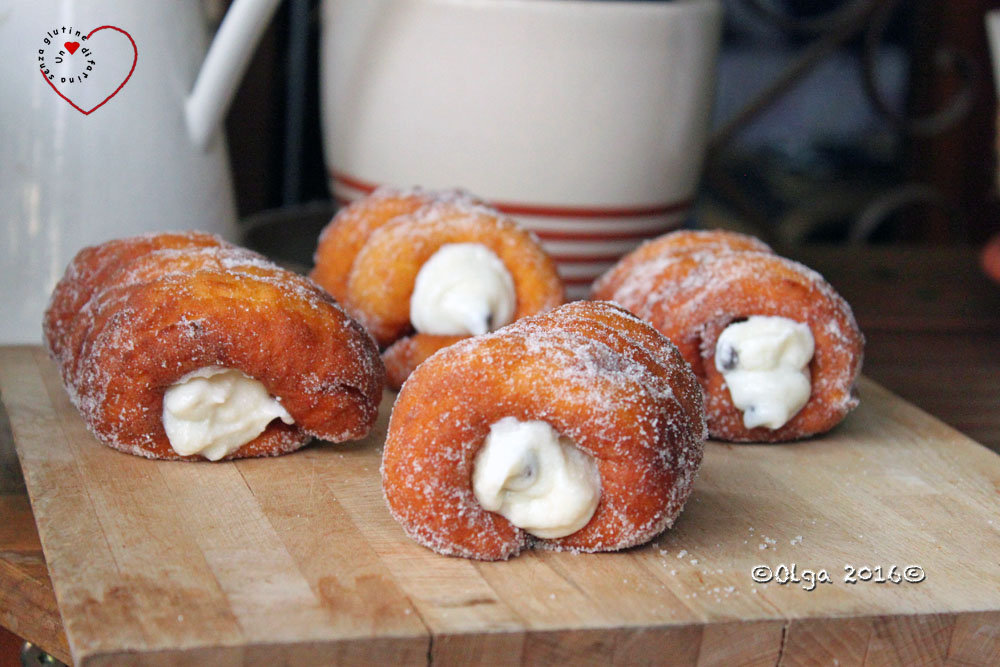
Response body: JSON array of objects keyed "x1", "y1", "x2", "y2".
[{"x1": 218, "y1": 0, "x2": 1000, "y2": 250}]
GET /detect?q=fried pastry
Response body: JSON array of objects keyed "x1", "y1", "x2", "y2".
[
  {"x1": 592, "y1": 229, "x2": 772, "y2": 302},
  {"x1": 381, "y1": 300, "x2": 706, "y2": 560},
  {"x1": 593, "y1": 229, "x2": 863, "y2": 442},
  {"x1": 381, "y1": 333, "x2": 465, "y2": 391},
  {"x1": 43, "y1": 232, "x2": 385, "y2": 461},
  {"x1": 311, "y1": 188, "x2": 564, "y2": 388}
]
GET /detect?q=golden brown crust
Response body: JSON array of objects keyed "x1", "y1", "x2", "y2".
[
  {"x1": 591, "y1": 229, "x2": 772, "y2": 302},
  {"x1": 311, "y1": 188, "x2": 433, "y2": 304},
  {"x1": 382, "y1": 334, "x2": 465, "y2": 391},
  {"x1": 381, "y1": 301, "x2": 706, "y2": 560},
  {"x1": 348, "y1": 201, "x2": 565, "y2": 345},
  {"x1": 44, "y1": 234, "x2": 385, "y2": 460},
  {"x1": 45, "y1": 231, "x2": 226, "y2": 371},
  {"x1": 592, "y1": 230, "x2": 864, "y2": 442},
  {"x1": 310, "y1": 188, "x2": 565, "y2": 386}
]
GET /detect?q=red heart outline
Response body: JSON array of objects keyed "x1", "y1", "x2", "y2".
[
  {"x1": 40, "y1": 25, "x2": 138, "y2": 115},
  {"x1": 64, "y1": 41, "x2": 80, "y2": 54}
]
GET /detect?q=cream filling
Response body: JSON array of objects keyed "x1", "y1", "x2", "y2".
[
  {"x1": 162, "y1": 367, "x2": 294, "y2": 461},
  {"x1": 409, "y1": 243, "x2": 516, "y2": 336},
  {"x1": 472, "y1": 417, "x2": 600, "y2": 539},
  {"x1": 715, "y1": 316, "x2": 815, "y2": 430}
]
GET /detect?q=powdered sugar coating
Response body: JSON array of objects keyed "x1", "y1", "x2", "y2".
[
  {"x1": 311, "y1": 188, "x2": 565, "y2": 389},
  {"x1": 348, "y1": 199, "x2": 564, "y2": 345},
  {"x1": 44, "y1": 231, "x2": 225, "y2": 369},
  {"x1": 381, "y1": 300, "x2": 706, "y2": 560},
  {"x1": 594, "y1": 230, "x2": 864, "y2": 442},
  {"x1": 382, "y1": 333, "x2": 466, "y2": 390},
  {"x1": 43, "y1": 233, "x2": 385, "y2": 460},
  {"x1": 592, "y1": 229, "x2": 772, "y2": 303},
  {"x1": 311, "y1": 187, "x2": 485, "y2": 309}
]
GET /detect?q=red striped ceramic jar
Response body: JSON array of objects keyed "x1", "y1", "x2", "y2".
[{"x1": 321, "y1": 0, "x2": 722, "y2": 297}]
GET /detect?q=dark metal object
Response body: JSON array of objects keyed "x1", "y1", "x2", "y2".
[
  {"x1": 240, "y1": 200, "x2": 335, "y2": 271},
  {"x1": 743, "y1": 0, "x2": 872, "y2": 35},
  {"x1": 861, "y1": 0, "x2": 978, "y2": 137},
  {"x1": 282, "y1": 0, "x2": 312, "y2": 206},
  {"x1": 710, "y1": 1, "x2": 880, "y2": 151},
  {"x1": 712, "y1": 0, "x2": 978, "y2": 242},
  {"x1": 20, "y1": 642, "x2": 66, "y2": 667},
  {"x1": 849, "y1": 183, "x2": 965, "y2": 242}
]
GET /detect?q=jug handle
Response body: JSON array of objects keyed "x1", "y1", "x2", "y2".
[{"x1": 185, "y1": 0, "x2": 283, "y2": 150}]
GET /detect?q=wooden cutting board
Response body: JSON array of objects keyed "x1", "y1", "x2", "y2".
[{"x1": 1, "y1": 346, "x2": 999, "y2": 666}]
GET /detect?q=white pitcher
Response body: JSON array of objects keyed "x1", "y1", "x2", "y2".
[{"x1": 0, "y1": 0, "x2": 282, "y2": 343}]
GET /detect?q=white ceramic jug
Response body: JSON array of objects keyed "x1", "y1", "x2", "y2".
[{"x1": 0, "y1": 0, "x2": 282, "y2": 343}]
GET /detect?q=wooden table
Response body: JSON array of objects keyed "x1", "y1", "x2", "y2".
[{"x1": 1, "y1": 245, "x2": 999, "y2": 665}]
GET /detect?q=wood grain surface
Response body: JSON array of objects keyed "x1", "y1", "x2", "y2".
[
  {"x1": 0, "y1": 385, "x2": 68, "y2": 664},
  {"x1": 2, "y1": 346, "x2": 999, "y2": 665}
]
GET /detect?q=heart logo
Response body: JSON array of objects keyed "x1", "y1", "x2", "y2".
[{"x1": 41, "y1": 25, "x2": 137, "y2": 115}]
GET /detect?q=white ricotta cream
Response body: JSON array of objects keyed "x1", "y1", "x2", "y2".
[
  {"x1": 162, "y1": 366, "x2": 294, "y2": 461},
  {"x1": 472, "y1": 417, "x2": 600, "y2": 539},
  {"x1": 409, "y1": 243, "x2": 516, "y2": 336},
  {"x1": 715, "y1": 316, "x2": 815, "y2": 430}
]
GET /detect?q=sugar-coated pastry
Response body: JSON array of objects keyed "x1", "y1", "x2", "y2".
[
  {"x1": 593, "y1": 229, "x2": 864, "y2": 442},
  {"x1": 312, "y1": 189, "x2": 434, "y2": 303},
  {"x1": 45, "y1": 231, "x2": 223, "y2": 368},
  {"x1": 311, "y1": 188, "x2": 565, "y2": 388},
  {"x1": 381, "y1": 300, "x2": 706, "y2": 560},
  {"x1": 381, "y1": 333, "x2": 465, "y2": 391},
  {"x1": 592, "y1": 229, "x2": 773, "y2": 303},
  {"x1": 44, "y1": 232, "x2": 385, "y2": 461}
]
